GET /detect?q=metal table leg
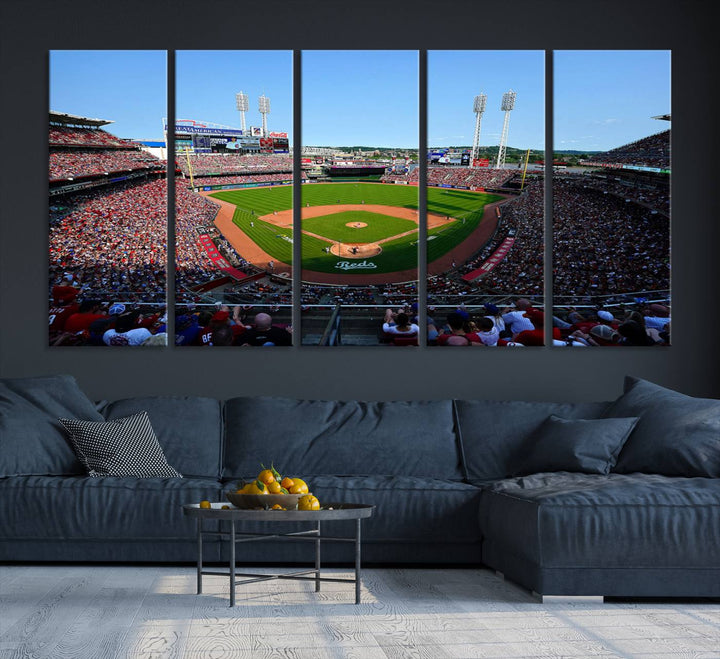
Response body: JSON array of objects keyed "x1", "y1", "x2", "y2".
[
  {"x1": 229, "y1": 519, "x2": 236, "y2": 607},
  {"x1": 355, "y1": 518, "x2": 362, "y2": 604},
  {"x1": 315, "y1": 521, "x2": 321, "y2": 592},
  {"x1": 196, "y1": 517, "x2": 203, "y2": 594}
]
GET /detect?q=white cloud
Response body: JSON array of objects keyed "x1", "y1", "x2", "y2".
[{"x1": 594, "y1": 118, "x2": 620, "y2": 126}]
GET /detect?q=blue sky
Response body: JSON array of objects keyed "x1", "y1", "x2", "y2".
[
  {"x1": 429, "y1": 51, "x2": 545, "y2": 150},
  {"x1": 554, "y1": 51, "x2": 671, "y2": 151},
  {"x1": 302, "y1": 51, "x2": 418, "y2": 148},
  {"x1": 50, "y1": 50, "x2": 670, "y2": 151},
  {"x1": 50, "y1": 51, "x2": 167, "y2": 141},
  {"x1": 176, "y1": 51, "x2": 292, "y2": 136}
]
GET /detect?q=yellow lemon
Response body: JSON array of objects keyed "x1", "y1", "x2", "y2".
[
  {"x1": 246, "y1": 480, "x2": 268, "y2": 495},
  {"x1": 267, "y1": 480, "x2": 283, "y2": 494},
  {"x1": 257, "y1": 468, "x2": 275, "y2": 485},
  {"x1": 298, "y1": 494, "x2": 320, "y2": 511},
  {"x1": 199, "y1": 500, "x2": 211, "y2": 509},
  {"x1": 289, "y1": 478, "x2": 309, "y2": 495}
]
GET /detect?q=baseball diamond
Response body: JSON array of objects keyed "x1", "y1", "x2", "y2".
[{"x1": 207, "y1": 182, "x2": 505, "y2": 284}]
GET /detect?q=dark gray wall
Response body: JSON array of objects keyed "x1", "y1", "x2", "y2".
[{"x1": 1, "y1": 0, "x2": 718, "y2": 402}]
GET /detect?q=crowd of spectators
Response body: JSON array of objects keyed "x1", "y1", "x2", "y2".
[
  {"x1": 552, "y1": 178, "x2": 669, "y2": 298},
  {"x1": 175, "y1": 307, "x2": 292, "y2": 347},
  {"x1": 387, "y1": 166, "x2": 515, "y2": 189},
  {"x1": 467, "y1": 181, "x2": 545, "y2": 298},
  {"x1": 175, "y1": 185, "x2": 258, "y2": 298},
  {"x1": 49, "y1": 178, "x2": 167, "y2": 305},
  {"x1": 177, "y1": 153, "x2": 292, "y2": 176},
  {"x1": 49, "y1": 125, "x2": 136, "y2": 148},
  {"x1": 584, "y1": 130, "x2": 670, "y2": 169},
  {"x1": 222, "y1": 279, "x2": 292, "y2": 306},
  {"x1": 380, "y1": 170, "x2": 412, "y2": 182},
  {"x1": 427, "y1": 298, "x2": 669, "y2": 347},
  {"x1": 449, "y1": 176, "x2": 669, "y2": 306},
  {"x1": 49, "y1": 281, "x2": 167, "y2": 347},
  {"x1": 298, "y1": 282, "x2": 419, "y2": 307},
  {"x1": 49, "y1": 150, "x2": 163, "y2": 181},
  {"x1": 189, "y1": 173, "x2": 293, "y2": 186},
  {"x1": 566, "y1": 172, "x2": 669, "y2": 216}
]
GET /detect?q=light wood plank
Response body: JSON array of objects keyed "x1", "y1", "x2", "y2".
[
  {"x1": 0, "y1": 566, "x2": 718, "y2": 659},
  {"x1": 0, "y1": 574, "x2": 107, "y2": 658}
]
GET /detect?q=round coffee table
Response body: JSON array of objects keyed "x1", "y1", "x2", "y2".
[{"x1": 182, "y1": 503, "x2": 374, "y2": 606}]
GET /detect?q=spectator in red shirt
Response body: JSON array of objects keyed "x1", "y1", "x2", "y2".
[{"x1": 64, "y1": 300, "x2": 108, "y2": 333}]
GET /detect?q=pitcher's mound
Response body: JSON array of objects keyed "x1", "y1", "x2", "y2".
[
  {"x1": 330, "y1": 243, "x2": 382, "y2": 258},
  {"x1": 346, "y1": 222, "x2": 368, "y2": 228}
]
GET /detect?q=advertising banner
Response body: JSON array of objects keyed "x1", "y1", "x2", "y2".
[
  {"x1": 175, "y1": 125, "x2": 244, "y2": 137},
  {"x1": 462, "y1": 237, "x2": 516, "y2": 281}
]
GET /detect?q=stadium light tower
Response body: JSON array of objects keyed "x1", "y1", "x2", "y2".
[
  {"x1": 258, "y1": 94, "x2": 271, "y2": 137},
  {"x1": 235, "y1": 92, "x2": 249, "y2": 132},
  {"x1": 496, "y1": 89, "x2": 516, "y2": 169},
  {"x1": 471, "y1": 93, "x2": 487, "y2": 168}
]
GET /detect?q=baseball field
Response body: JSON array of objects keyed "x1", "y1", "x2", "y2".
[{"x1": 209, "y1": 182, "x2": 504, "y2": 278}]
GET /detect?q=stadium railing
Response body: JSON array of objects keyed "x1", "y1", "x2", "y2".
[{"x1": 318, "y1": 304, "x2": 342, "y2": 347}]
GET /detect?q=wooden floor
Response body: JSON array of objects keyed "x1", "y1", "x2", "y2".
[{"x1": 1, "y1": 565, "x2": 719, "y2": 658}]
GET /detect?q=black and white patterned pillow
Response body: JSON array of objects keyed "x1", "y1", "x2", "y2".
[{"x1": 59, "y1": 411, "x2": 182, "y2": 478}]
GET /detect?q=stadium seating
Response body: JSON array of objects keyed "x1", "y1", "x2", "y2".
[
  {"x1": 49, "y1": 126, "x2": 136, "y2": 148},
  {"x1": 383, "y1": 166, "x2": 514, "y2": 189},
  {"x1": 49, "y1": 150, "x2": 163, "y2": 180},
  {"x1": 177, "y1": 153, "x2": 292, "y2": 176},
  {"x1": 584, "y1": 130, "x2": 670, "y2": 169}
]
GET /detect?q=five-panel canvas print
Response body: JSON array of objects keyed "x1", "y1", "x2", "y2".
[{"x1": 49, "y1": 50, "x2": 670, "y2": 347}]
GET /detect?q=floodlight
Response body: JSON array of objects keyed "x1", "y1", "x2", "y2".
[
  {"x1": 258, "y1": 95, "x2": 271, "y2": 137},
  {"x1": 497, "y1": 90, "x2": 517, "y2": 168},
  {"x1": 501, "y1": 90, "x2": 516, "y2": 112},
  {"x1": 236, "y1": 91, "x2": 249, "y2": 132},
  {"x1": 471, "y1": 93, "x2": 487, "y2": 166}
]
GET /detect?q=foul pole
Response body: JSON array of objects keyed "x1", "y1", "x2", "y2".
[{"x1": 520, "y1": 148, "x2": 531, "y2": 190}]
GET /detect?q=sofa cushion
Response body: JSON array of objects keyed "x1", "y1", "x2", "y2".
[
  {"x1": 219, "y1": 474, "x2": 483, "y2": 544},
  {"x1": 59, "y1": 413, "x2": 182, "y2": 478},
  {"x1": 479, "y1": 472, "x2": 720, "y2": 569},
  {"x1": 605, "y1": 377, "x2": 720, "y2": 477},
  {"x1": 224, "y1": 397, "x2": 461, "y2": 480},
  {"x1": 514, "y1": 415, "x2": 639, "y2": 476},
  {"x1": 454, "y1": 400, "x2": 611, "y2": 482},
  {"x1": 102, "y1": 396, "x2": 223, "y2": 479},
  {"x1": 0, "y1": 475, "x2": 222, "y2": 541},
  {"x1": 0, "y1": 375, "x2": 103, "y2": 477}
]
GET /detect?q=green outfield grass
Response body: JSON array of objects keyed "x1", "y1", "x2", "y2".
[
  {"x1": 211, "y1": 182, "x2": 503, "y2": 275},
  {"x1": 302, "y1": 211, "x2": 417, "y2": 243}
]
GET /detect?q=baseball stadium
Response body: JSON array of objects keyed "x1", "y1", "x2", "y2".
[
  {"x1": 48, "y1": 112, "x2": 669, "y2": 348},
  {"x1": 48, "y1": 50, "x2": 670, "y2": 348}
]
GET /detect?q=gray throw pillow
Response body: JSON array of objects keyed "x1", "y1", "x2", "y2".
[
  {"x1": 515, "y1": 415, "x2": 640, "y2": 476},
  {"x1": 59, "y1": 412, "x2": 182, "y2": 478},
  {"x1": 0, "y1": 375, "x2": 104, "y2": 477},
  {"x1": 605, "y1": 376, "x2": 720, "y2": 477}
]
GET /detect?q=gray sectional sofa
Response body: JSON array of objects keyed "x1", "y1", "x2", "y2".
[{"x1": 1, "y1": 374, "x2": 719, "y2": 598}]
